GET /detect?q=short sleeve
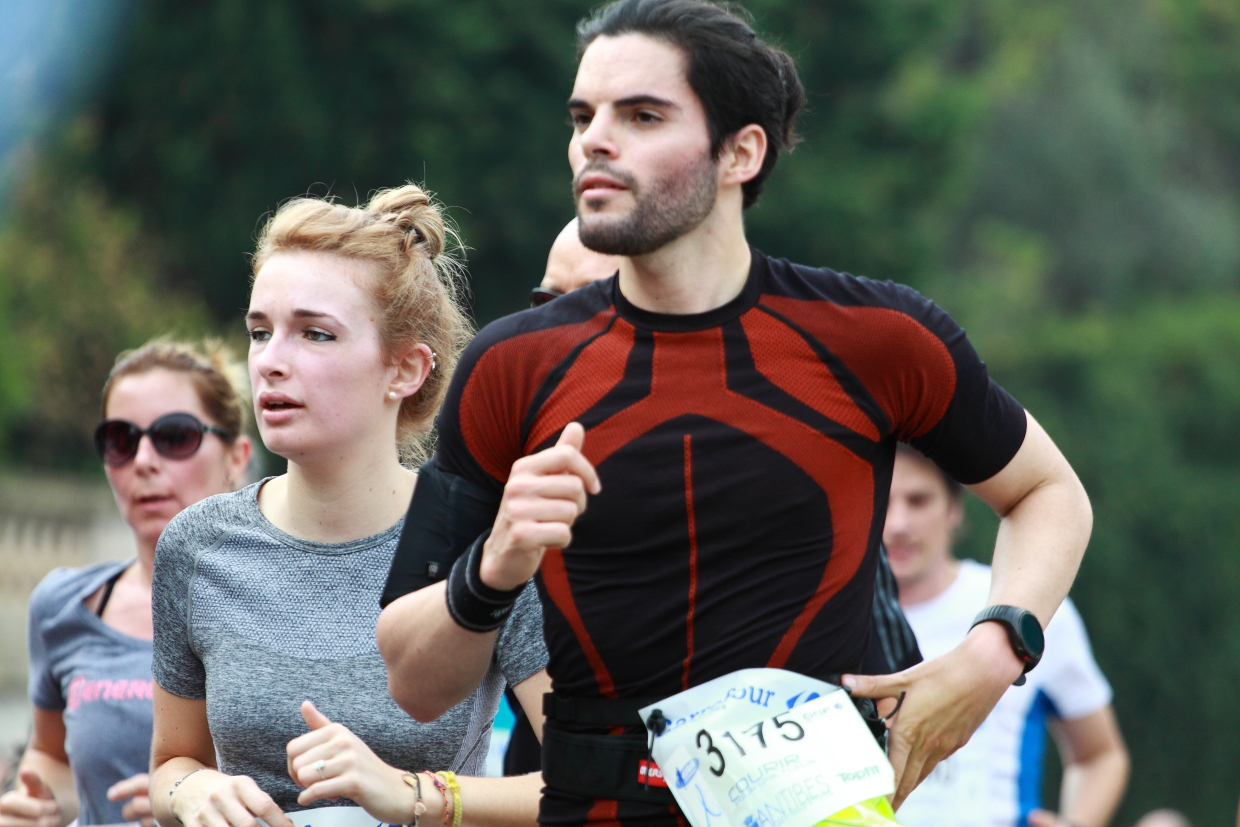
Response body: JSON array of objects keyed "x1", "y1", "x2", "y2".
[
  {"x1": 435, "y1": 322, "x2": 532, "y2": 494},
  {"x1": 27, "y1": 570, "x2": 69, "y2": 711},
  {"x1": 494, "y1": 583, "x2": 549, "y2": 687},
  {"x1": 434, "y1": 304, "x2": 611, "y2": 491},
  {"x1": 897, "y1": 290, "x2": 1027, "y2": 484},
  {"x1": 151, "y1": 513, "x2": 207, "y2": 699},
  {"x1": 1037, "y1": 597, "x2": 1112, "y2": 720},
  {"x1": 760, "y1": 275, "x2": 1026, "y2": 485}
]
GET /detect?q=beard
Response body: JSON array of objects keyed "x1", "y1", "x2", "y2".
[{"x1": 574, "y1": 155, "x2": 718, "y2": 256}]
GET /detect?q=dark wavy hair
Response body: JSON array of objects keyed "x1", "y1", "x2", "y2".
[{"x1": 577, "y1": 0, "x2": 804, "y2": 208}]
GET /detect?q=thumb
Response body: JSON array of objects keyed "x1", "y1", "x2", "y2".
[
  {"x1": 107, "y1": 773, "x2": 150, "y2": 802},
  {"x1": 840, "y1": 671, "x2": 909, "y2": 700},
  {"x1": 20, "y1": 770, "x2": 53, "y2": 801},
  {"x1": 301, "y1": 700, "x2": 333, "y2": 730},
  {"x1": 556, "y1": 422, "x2": 585, "y2": 452}
]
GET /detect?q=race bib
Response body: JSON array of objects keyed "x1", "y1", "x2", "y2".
[
  {"x1": 639, "y1": 669, "x2": 895, "y2": 827},
  {"x1": 283, "y1": 806, "x2": 393, "y2": 827}
]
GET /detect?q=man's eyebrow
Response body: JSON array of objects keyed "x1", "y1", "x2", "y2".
[
  {"x1": 615, "y1": 94, "x2": 678, "y2": 109},
  {"x1": 566, "y1": 95, "x2": 679, "y2": 110}
]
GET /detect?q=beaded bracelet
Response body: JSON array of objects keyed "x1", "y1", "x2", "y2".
[
  {"x1": 437, "y1": 771, "x2": 462, "y2": 827},
  {"x1": 400, "y1": 772, "x2": 427, "y2": 827},
  {"x1": 429, "y1": 771, "x2": 452, "y2": 827}
]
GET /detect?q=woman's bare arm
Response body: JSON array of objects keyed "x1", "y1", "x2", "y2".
[{"x1": 150, "y1": 683, "x2": 291, "y2": 827}]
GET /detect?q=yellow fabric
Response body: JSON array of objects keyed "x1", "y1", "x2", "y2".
[{"x1": 812, "y1": 796, "x2": 902, "y2": 827}]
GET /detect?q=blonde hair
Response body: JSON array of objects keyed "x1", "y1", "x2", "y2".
[
  {"x1": 251, "y1": 184, "x2": 472, "y2": 464},
  {"x1": 102, "y1": 337, "x2": 249, "y2": 439}
]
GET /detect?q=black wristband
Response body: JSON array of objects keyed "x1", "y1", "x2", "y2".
[{"x1": 445, "y1": 530, "x2": 525, "y2": 632}]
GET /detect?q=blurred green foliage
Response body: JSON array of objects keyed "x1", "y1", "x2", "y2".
[
  {"x1": 0, "y1": 123, "x2": 208, "y2": 470},
  {"x1": 2, "y1": 0, "x2": 1239, "y2": 821}
]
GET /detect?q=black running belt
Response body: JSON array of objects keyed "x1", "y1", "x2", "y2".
[
  {"x1": 543, "y1": 694, "x2": 664, "y2": 727},
  {"x1": 540, "y1": 674, "x2": 888, "y2": 805}
]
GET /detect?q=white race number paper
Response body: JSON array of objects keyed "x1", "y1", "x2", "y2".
[
  {"x1": 280, "y1": 806, "x2": 391, "y2": 827},
  {"x1": 639, "y1": 669, "x2": 893, "y2": 827}
]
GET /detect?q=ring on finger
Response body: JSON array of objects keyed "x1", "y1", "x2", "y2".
[{"x1": 315, "y1": 759, "x2": 327, "y2": 781}]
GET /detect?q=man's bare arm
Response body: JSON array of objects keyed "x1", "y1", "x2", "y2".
[
  {"x1": 846, "y1": 412, "x2": 1093, "y2": 808},
  {"x1": 378, "y1": 424, "x2": 598, "y2": 721},
  {"x1": 970, "y1": 413, "x2": 1093, "y2": 624},
  {"x1": 377, "y1": 584, "x2": 499, "y2": 721}
]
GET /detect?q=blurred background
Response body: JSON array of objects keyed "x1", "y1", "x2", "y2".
[{"x1": 1, "y1": 0, "x2": 1238, "y2": 821}]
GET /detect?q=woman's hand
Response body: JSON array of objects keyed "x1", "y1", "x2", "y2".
[
  {"x1": 167, "y1": 768, "x2": 291, "y2": 827},
  {"x1": 0, "y1": 771, "x2": 62, "y2": 827},
  {"x1": 287, "y1": 701, "x2": 425, "y2": 825},
  {"x1": 107, "y1": 773, "x2": 154, "y2": 827}
]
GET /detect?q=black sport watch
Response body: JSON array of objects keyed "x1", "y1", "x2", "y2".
[{"x1": 970, "y1": 605, "x2": 1045, "y2": 686}]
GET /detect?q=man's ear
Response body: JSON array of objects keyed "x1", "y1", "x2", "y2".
[{"x1": 720, "y1": 124, "x2": 768, "y2": 187}]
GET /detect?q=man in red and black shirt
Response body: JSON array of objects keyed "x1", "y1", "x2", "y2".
[{"x1": 377, "y1": 0, "x2": 1092, "y2": 823}]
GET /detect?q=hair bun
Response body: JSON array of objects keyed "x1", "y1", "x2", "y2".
[{"x1": 368, "y1": 184, "x2": 445, "y2": 258}]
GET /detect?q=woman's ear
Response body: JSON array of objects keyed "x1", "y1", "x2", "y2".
[
  {"x1": 387, "y1": 343, "x2": 434, "y2": 402},
  {"x1": 227, "y1": 435, "x2": 254, "y2": 489}
]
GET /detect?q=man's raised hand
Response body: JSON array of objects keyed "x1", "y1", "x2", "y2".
[{"x1": 480, "y1": 422, "x2": 600, "y2": 591}]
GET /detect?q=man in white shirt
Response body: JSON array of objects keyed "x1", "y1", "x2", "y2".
[{"x1": 887, "y1": 444, "x2": 1129, "y2": 827}]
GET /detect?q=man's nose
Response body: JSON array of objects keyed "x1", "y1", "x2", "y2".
[
  {"x1": 578, "y1": 107, "x2": 619, "y2": 158},
  {"x1": 883, "y1": 500, "x2": 909, "y2": 535}
]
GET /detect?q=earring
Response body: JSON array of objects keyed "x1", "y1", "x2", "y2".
[
  {"x1": 429, "y1": 351, "x2": 438, "y2": 371},
  {"x1": 388, "y1": 391, "x2": 398, "y2": 400}
]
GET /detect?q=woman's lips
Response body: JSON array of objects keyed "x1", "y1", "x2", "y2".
[
  {"x1": 133, "y1": 494, "x2": 175, "y2": 511},
  {"x1": 259, "y1": 393, "x2": 304, "y2": 425}
]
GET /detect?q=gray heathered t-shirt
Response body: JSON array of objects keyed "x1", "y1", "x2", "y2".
[
  {"x1": 152, "y1": 481, "x2": 547, "y2": 811},
  {"x1": 29, "y1": 560, "x2": 153, "y2": 826}
]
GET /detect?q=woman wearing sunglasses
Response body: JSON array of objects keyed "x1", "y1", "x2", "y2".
[
  {"x1": 0, "y1": 340, "x2": 252, "y2": 827},
  {"x1": 148, "y1": 185, "x2": 550, "y2": 827}
]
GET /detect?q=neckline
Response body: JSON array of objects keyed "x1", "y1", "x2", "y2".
[
  {"x1": 74, "y1": 560, "x2": 154, "y2": 647},
  {"x1": 244, "y1": 478, "x2": 405, "y2": 555},
  {"x1": 611, "y1": 247, "x2": 766, "y2": 332}
]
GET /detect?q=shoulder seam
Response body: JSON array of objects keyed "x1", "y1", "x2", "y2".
[{"x1": 184, "y1": 517, "x2": 255, "y2": 662}]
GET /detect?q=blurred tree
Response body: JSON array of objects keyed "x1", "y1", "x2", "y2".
[
  {"x1": 951, "y1": 290, "x2": 1240, "y2": 825},
  {"x1": 0, "y1": 123, "x2": 207, "y2": 471},
  {"x1": 83, "y1": 0, "x2": 592, "y2": 325}
]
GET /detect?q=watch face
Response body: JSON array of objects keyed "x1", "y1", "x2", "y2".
[{"x1": 1018, "y1": 612, "x2": 1046, "y2": 658}]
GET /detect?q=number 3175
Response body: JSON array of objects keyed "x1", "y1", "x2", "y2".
[{"x1": 695, "y1": 713, "x2": 805, "y2": 776}]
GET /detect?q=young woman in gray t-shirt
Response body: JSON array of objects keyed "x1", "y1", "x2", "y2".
[{"x1": 149, "y1": 185, "x2": 551, "y2": 827}]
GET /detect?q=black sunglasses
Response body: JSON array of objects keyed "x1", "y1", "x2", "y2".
[
  {"x1": 95, "y1": 412, "x2": 232, "y2": 467},
  {"x1": 529, "y1": 287, "x2": 563, "y2": 309}
]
